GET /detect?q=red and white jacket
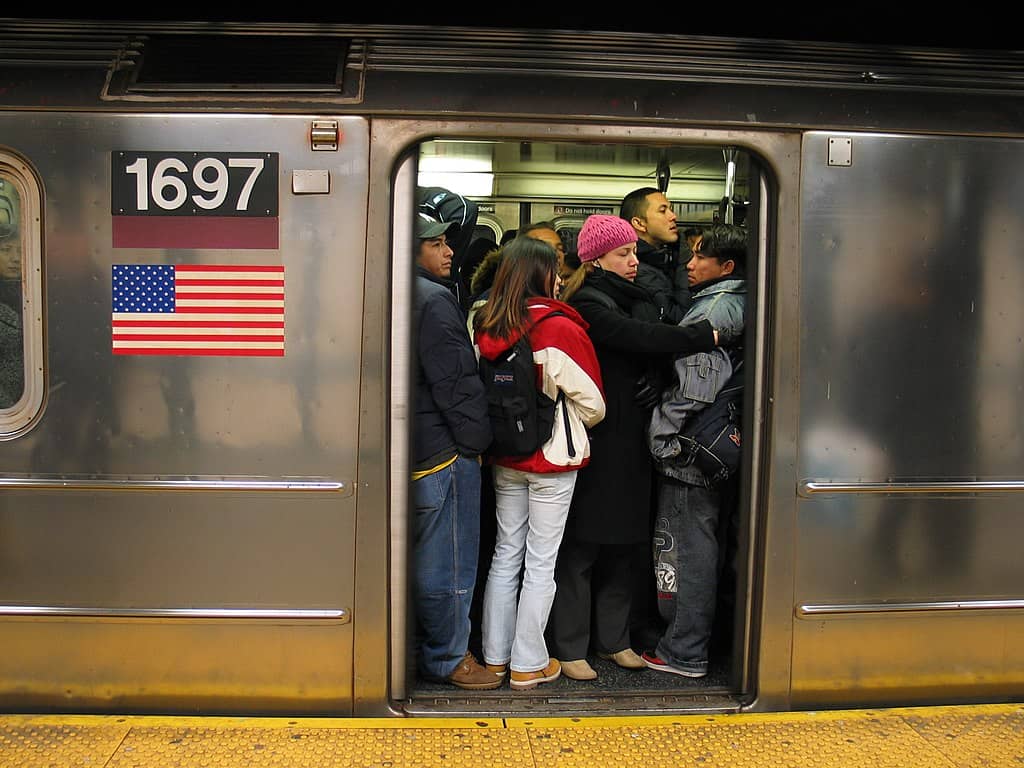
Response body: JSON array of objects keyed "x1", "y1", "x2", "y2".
[{"x1": 475, "y1": 299, "x2": 605, "y2": 473}]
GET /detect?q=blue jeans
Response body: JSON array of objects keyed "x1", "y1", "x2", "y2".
[
  {"x1": 653, "y1": 479, "x2": 720, "y2": 674},
  {"x1": 412, "y1": 456, "x2": 482, "y2": 679},
  {"x1": 482, "y1": 467, "x2": 576, "y2": 673}
]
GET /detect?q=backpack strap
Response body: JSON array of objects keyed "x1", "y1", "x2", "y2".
[{"x1": 525, "y1": 309, "x2": 576, "y2": 458}]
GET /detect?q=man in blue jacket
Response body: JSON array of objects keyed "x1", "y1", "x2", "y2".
[
  {"x1": 643, "y1": 224, "x2": 747, "y2": 679},
  {"x1": 411, "y1": 212, "x2": 498, "y2": 689}
]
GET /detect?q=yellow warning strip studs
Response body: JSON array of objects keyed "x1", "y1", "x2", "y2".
[{"x1": 1, "y1": 703, "x2": 1022, "y2": 768}]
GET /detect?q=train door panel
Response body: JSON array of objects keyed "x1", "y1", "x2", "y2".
[
  {"x1": 794, "y1": 131, "x2": 1024, "y2": 705},
  {"x1": 382, "y1": 126, "x2": 798, "y2": 713},
  {"x1": 0, "y1": 113, "x2": 370, "y2": 712}
]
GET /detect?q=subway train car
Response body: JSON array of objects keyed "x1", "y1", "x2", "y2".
[{"x1": 0, "y1": 20, "x2": 1022, "y2": 717}]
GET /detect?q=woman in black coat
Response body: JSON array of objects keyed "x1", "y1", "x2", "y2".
[{"x1": 548, "y1": 214, "x2": 719, "y2": 681}]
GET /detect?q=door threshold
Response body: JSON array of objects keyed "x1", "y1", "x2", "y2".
[{"x1": 402, "y1": 690, "x2": 742, "y2": 717}]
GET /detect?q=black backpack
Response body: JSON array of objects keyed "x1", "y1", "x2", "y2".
[
  {"x1": 418, "y1": 186, "x2": 479, "y2": 309},
  {"x1": 479, "y1": 314, "x2": 568, "y2": 459},
  {"x1": 677, "y1": 359, "x2": 743, "y2": 485}
]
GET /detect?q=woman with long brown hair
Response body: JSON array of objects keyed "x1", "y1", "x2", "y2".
[{"x1": 474, "y1": 235, "x2": 605, "y2": 691}]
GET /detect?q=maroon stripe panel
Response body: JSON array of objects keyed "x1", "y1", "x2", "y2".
[{"x1": 112, "y1": 216, "x2": 279, "y2": 249}]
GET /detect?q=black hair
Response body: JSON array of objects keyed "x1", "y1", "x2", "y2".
[
  {"x1": 619, "y1": 187, "x2": 661, "y2": 222},
  {"x1": 518, "y1": 220, "x2": 558, "y2": 236},
  {"x1": 694, "y1": 224, "x2": 747, "y2": 276}
]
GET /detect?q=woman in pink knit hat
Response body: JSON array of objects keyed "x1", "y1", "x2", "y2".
[{"x1": 549, "y1": 214, "x2": 721, "y2": 681}]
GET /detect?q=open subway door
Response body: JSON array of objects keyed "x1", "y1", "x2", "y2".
[{"x1": 389, "y1": 133, "x2": 777, "y2": 715}]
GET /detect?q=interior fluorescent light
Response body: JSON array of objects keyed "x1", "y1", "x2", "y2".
[{"x1": 417, "y1": 172, "x2": 494, "y2": 197}]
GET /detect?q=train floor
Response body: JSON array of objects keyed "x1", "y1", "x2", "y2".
[
  {"x1": 2, "y1": 703, "x2": 1021, "y2": 767},
  {"x1": 408, "y1": 653, "x2": 735, "y2": 715}
]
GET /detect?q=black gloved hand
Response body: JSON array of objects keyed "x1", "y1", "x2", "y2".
[{"x1": 634, "y1": 375, "x2": 661, "y2": 409}]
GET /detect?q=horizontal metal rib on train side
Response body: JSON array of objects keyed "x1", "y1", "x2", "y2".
[
  {"x1": 363, "y1": 29, "x2": 1024, "y2": 91},
  {"x1": 4, "y1": 21, "x2": 1024, "y2": 92},
  {"x1": 0, "y1": 475, "x2": 349, "y2": 493},
  {"x1": 798, "y1": 600, "x2": 1024, "y2": 616},
  {"x1": 0, "y1": 37, "x2": 138, "y2": 68},
  {"x1": 800, "y1": 480, "x2": 1024, "y2": 496},
  {"x1": 0, "y1": 606, "x2": 350, "y2": 622}
]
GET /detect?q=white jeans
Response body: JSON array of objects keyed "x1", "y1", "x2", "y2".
[{"x1": 482, "y1": 466, "x2": 577, "y2": 673}]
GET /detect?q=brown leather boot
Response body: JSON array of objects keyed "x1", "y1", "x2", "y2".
[
  {"x1": 484, "y1": 663, "x2": 508, "y2": 678},
  {"x1": 510, "y1": 659, "x2": 561, "y2": 691},
  {"x1": 447, "y1": 653, "x2": 502, "y2": 690}
]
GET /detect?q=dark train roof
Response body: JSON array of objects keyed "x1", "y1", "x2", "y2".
[{"x1": 1, "y1": 20, "x2": 1023, "y2": 135}]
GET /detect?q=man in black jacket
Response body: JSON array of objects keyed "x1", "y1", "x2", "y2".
[
  {"x1": 620, "y1": 188, "x2": 690, "y2": 323},
  {"x1": 618, "y1": 188, "x2": 691, "y2": 652},
  {"x1": 411, "y1": 212, "x2": 498, "y2": 690}
]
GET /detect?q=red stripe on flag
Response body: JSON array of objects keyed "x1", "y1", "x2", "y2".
[
  {"x1": 175, "y1": 264, "x2": 284, "y2": 272},
  {"x1": 173, "y1": 306, "x2": 284, "y2": 314},
  {"x1": 112, "y1": 216, "x2": 279, "y2": 249},
  {"x1": 175, "y1": 292, "x2": 285, "y2": 301},
  {"x1": 112, "y1": 320, "x2": 285, "y2": 328},
  {"x1": 113, "y1": 334, "x2": 285, "y2": 342},
  {"x1": 113, "y1": 348, "x2": 285, "y2": 357},
  {"x1": 174, "y1": 279, "x2": 285, "y2": 286}
]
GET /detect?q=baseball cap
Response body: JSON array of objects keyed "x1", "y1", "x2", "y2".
[{"x1": 417, "y1": 212, "x2": 454, "y2": 240}]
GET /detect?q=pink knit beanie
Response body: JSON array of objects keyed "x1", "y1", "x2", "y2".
[{"x1": 576, "y1": 214, "x2": 638, "y2": 263}]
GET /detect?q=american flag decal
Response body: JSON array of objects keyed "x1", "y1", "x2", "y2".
[{"x1": 112, "y1": 264, "x2": 285, "y2": 356}]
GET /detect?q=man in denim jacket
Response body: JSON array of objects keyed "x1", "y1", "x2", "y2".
[{"x1": 643, "y1": 224, "x2": 747, "y2": 678}]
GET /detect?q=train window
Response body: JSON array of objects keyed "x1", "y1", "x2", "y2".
[
  {"x1": 0, "y1": 156, "x2": 44, "y2": 436},
  {"x1": 398, "y1": 138, "x2": 764, "y2": 712}
]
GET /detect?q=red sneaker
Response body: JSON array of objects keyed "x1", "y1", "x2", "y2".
[{"x1": 641, "y1": 651, "x2": 707, "y2": 678}]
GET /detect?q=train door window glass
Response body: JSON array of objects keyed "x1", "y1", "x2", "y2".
[
  {"x1": 0, "y1": 156, "x2": 44, "y2": 435},
  {"x1": 0, "y1": 176, "x2": 25, "y2": 409}
]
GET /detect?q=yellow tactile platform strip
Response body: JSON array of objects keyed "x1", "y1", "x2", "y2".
[{"x1": 1, "y1": 704, "x2": 1021, "y2": 768}]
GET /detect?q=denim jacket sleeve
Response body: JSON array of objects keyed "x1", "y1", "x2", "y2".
[{"x1": 648, "y1": 349, "x2": 733, "y2": 460}]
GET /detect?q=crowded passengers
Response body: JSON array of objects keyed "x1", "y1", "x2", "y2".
[{"x1": 411, "y1": 188, "x2": 746, "y2": 690}]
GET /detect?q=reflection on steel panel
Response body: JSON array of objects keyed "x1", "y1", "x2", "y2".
[{"x1": 794, "y1": 131, "x2": 1024, "y2": 705}]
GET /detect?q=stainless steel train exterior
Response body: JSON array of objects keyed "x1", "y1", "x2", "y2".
[{"x1": 0, "y1": 21, "x2": 1022, "y2": 716}]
